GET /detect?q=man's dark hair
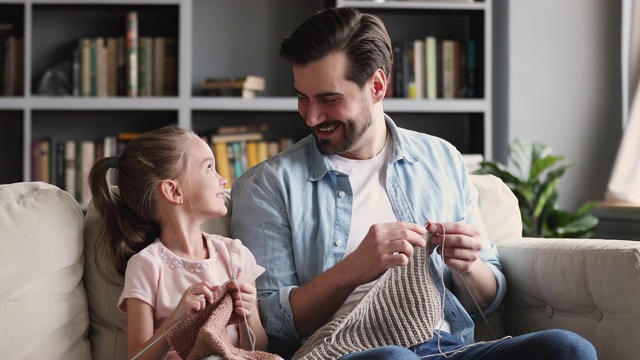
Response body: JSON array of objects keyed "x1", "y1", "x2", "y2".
[{"x1": 279, "y1": 7, "x2": 393, "y2": 88}]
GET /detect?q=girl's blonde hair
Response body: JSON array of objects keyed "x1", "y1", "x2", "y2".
[{"x1": 88, "y1": 124, "x2": 199, "y2": 278}]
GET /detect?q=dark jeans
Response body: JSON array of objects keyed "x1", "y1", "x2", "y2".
[{"x1": 341, "y1": 329, "x2": 597, "y2": 360}]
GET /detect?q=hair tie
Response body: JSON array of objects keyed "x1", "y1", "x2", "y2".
[{"x1": 110, "y1": 155, "x2": 120, "y2": 169}]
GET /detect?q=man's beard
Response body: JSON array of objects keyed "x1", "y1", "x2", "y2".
[{"x1": 315, "y1": 104, "x2": 373, "y2": 155}]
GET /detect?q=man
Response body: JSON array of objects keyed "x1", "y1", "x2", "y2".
[{"x1": 230, "y1": 7, "x2": 596, "y2": 360}]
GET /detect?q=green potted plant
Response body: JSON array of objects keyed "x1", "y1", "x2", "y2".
[{"x1": 474, "y1": 139, "x2": 598, "y2": 238}]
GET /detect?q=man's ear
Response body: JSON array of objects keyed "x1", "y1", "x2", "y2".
[
  {"x1": 160, "y1": 179, "x2": 182, "y2": 206},
  {"x1": 371, "y1": 69, "x2": 387, "y2": 102}
]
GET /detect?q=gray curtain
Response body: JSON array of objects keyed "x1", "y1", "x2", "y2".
[{"x1": 606, "y1": 0, "x2": 640, "y2": 204}]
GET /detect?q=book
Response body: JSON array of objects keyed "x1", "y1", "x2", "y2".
[
  {"x1": 78, "y1": 140, "x2": 95, "y2": 206},
  {"x1": 138, "y1": 37, "x2": 153, "y2": 96},
  {"x1": 425, "y1": 36, "x2": 437, "y2": 100},
  {"x1": 163, "y1": 38, "x2": 177, "y2": 96},
  {"x1": 80, "y1": 38, "x2": 91, "y2": 97},
  {"x1": 96, "y1": 37, "x2": 108, "y2": 97},
  {"x1": 202, "y1": 75, "x2": 265, "y2": 91},
  {"x1": 213, "y1": 142, "x2": 232, "y2": 189},
  {"x1": 89, "y1": 38, "x2": 98, "y2": 96},
  {"x1": 55, "y1": 140, "x2": 66, "y2": 188},
  {"x1": 402, "y1": 40, "x2": 415, "y2": 99},
  {"x1": 106, "y1": 37, "x2": 118, "y2": 96},
  {"x1": 257, "y1": 141, "x2": 269, "y2": 163},
  {"x1": 64, "y1": 140, "x2": 77, "y2": 197},
  {"x1": 31, "y1": 140, "x2": 50, "y2": 182},
  {"x1": 153, "y1": 37, "x2": 165, "y2": 96},
  {"x1": 210, "y1": 132, "x2": 263, "y2": 144},
  {"x1": 412, "y1": 39, "x2": 425, "y2": 99},
  {"x1": 216, "y1": 123, "x2": 268, "y2": 135},
  {"x1": 246, "y1": 141, "x2": 259, "y2": 168},
  {"x1": 126, "y1": 11, "x2": 138, "y2": 97},
  {"x1": 202, "y1": 88, "x2": 258, "y2": 99},
  {"x1": 71, "y1": 47, "x2": 80, "y2": 97},
  {"x1": 116, "y1": 37, "x2": 127, "y2": 96},
  {"x1": 442, "y1": 40, "x2": 456, "y2": 99},
  {"x1": 392, "y1": 42, "x2": 404, "y2": 98}
]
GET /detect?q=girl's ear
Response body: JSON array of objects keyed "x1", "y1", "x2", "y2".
[{"x1": 160, "y1": 179, "x2": 183, "y2": 205}]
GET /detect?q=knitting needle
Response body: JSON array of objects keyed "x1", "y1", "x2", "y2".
[{"x1": 228, "y1": 251, "x2": 256, "y2": 351}]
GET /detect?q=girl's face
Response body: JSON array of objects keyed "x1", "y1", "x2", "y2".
[{"x1": 182, "y1": 137, "x2": 228, "y2": 219}]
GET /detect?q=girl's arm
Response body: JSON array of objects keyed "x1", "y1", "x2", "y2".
[
  {"x1": 229, "y1": 281, "x2": 269, "y2": 352},
  {"x1": 126, "y1": 282, "x2": 215, "y2": 360},
  {"x1": 126, "y1": 298, "x2": 171, "y2": 360}
]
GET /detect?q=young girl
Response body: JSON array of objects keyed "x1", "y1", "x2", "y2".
[{"x1": 89, "y1": 125, "x2": 269, "y2": 360}]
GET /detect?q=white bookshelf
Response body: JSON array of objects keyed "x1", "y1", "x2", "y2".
[{"x1": 0, "y1": 0, "x2": 493, "y2": 188}]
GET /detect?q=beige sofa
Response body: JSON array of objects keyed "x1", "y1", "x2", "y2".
[{"x1": 1, "y1": 175, "x2": 639, "y2": 359}]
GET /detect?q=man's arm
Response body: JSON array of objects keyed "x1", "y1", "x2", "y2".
[{"x1": 290, "y1": 222, "x2": 428, "y2": 337}]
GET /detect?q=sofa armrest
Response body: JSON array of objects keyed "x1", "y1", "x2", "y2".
[{"x1": 498, "y1": 237, "x2": 640, "y2": 360}]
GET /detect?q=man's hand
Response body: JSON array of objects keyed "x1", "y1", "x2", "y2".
[
  {"x1": 427, "y1": 221, "x2": 497, "y2": 311},
  {"x1": 427, "y1": 221, "x2": 482, "y2": 274},
  {"x1": 345, "y1": 222, "x2": 428, "y2": 284}
]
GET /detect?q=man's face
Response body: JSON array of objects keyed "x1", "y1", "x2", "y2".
[{"x1": 292, "y1": 52, "x2": 375, "y2": 159}]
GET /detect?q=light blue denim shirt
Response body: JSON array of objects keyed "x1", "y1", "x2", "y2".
[{"x1": 230, "y1": 116, "x2": 506, "y2": 350}]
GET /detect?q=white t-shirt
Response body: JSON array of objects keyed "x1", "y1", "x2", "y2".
[{"x1": 328, "y1": 138, "x2": 450, "y2": 333}]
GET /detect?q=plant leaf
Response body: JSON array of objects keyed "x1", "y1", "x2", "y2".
[{"x1": 530, "y1": 154, "x2": 565, "y2": 180}]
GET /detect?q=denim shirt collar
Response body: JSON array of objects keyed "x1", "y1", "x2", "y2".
[{"x1": 307, "y1": 114, "x2": 419, "y2": 182}]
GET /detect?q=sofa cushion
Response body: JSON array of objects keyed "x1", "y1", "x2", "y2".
[
  {"x1": 469, "y1": 174, "x2": 522, "y2": 245},
  {"x1": 0, "y1": 182, "x2": 90, "y2": 359},
  {"x1": 83, "y1": 189, "x2": 232, "y2": 359}
]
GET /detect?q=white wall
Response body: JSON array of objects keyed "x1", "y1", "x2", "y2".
[{"x1": 494, "y1": 0, "x2": 623, "y2": 211}]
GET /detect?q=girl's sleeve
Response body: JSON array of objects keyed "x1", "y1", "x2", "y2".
[
  {"x1": 230, "y1": 238, "x2": 265, "y2": 284},
  {"x1": 117, "y1": 253, "x2": 161, "y2": 313}
]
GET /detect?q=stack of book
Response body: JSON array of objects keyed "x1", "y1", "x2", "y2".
[
  {"x1": 30, "y1": 132, "x2": 140, "y2": 206},
  {"x1": 201, "y1": 124, "x2": 292, "y2": 188},
  {"x1": 201, "y1": 75, "x2": 266, "y2": 99},
  {"x1": 72, "y1": 11, "x2": 177, "y2": 97},
  {"x1": 389, "y1": 37, "x2": 476, "y2": 99}
]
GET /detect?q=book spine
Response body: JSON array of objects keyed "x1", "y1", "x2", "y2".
[
  {"x1": 413, "y1": 39, "x2": 424, "y2": 99},
  {"x1": 213, "y1": 141, "x2": 232, "y2": 189},
  {"x1": 425, "y1": 36, "x2": 437, "y2": 100},
  {"x1": 72, "y1": 47, "x2": 80, "y2": 97},
  {"x1": 56, "y1": 140, "x2": 66, "y2": 188},
  {"x1": 153, "y1": 37, "x2": 165, "y2": 96},
  {"x1": 126, "y1": 11, "x2": 138, "y2": 97},
  {"x1": 107, "y1": 37, "x2": 118, "y2": 96},
  {"x1": 64, "y1": 141, "x2": 77, "y2": 196},
  {"x1": 442, "y1": 40, "x2": 455, "y2": 99},
  {"x1": 90, "y1": 38, "x2": 98, "y2": 97},
  {"x1": 163, "y1": 38, "x2": 177, "y2": 96},
  {"x1": 81, "y1": 38, "x2": 91, "y2": 97}
]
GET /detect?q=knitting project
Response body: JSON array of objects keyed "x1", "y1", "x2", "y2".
[
  {"x1": 165, "y1": 281, "x2": 279, "y2": 360},
  {"x1": 292, "y1": 245, "x2": 441, "y2": 360}
]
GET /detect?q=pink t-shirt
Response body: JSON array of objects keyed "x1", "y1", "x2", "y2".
[{"x1": 118, "y1": 232, "x2": 265, "y2": 358}]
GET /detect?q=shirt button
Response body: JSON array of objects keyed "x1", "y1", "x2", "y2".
[
  {"x1": 335, "y1": 239, "x2": 342, "y2": 246},
  {"x1": 338, "y1": 191, "x2": 346, "y2": 198}
]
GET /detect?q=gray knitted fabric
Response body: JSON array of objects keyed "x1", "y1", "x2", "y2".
[{"x1": 292, "y1": 245, "x2": 442, "y2": 360}]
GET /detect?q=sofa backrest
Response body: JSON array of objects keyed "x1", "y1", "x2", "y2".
[
  {"x1": 0, "y1": 182, "x2": 91, "y2": 359},
  {"x1": 82, "y1": 174, "x2": 522, "y2": 359}
]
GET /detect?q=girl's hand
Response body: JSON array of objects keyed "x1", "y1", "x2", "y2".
[
  {"x1": 175, "y1": 281, "x2": 217, "y2": 317},
  {"x1": 227, "y1": 281, "x2": 258, "y2": 318}
]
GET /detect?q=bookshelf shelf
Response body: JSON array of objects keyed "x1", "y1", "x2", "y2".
[
  {"x1": 339, "y1": 0, "x2": 487, "y2": 11},
  {"x1": 190, "y1": 97, "x2": 298, "y2": 112},
  {"x1": 28, "y1": 97, "x2": 183, "y2": 110},
  {"x1": 0, "y1": 0, "x2": 494, "y2": 202}
]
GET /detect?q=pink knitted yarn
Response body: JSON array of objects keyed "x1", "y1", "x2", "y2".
[{"x1": 165, "y1": 282, "x2": 279, "y2": 360}]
